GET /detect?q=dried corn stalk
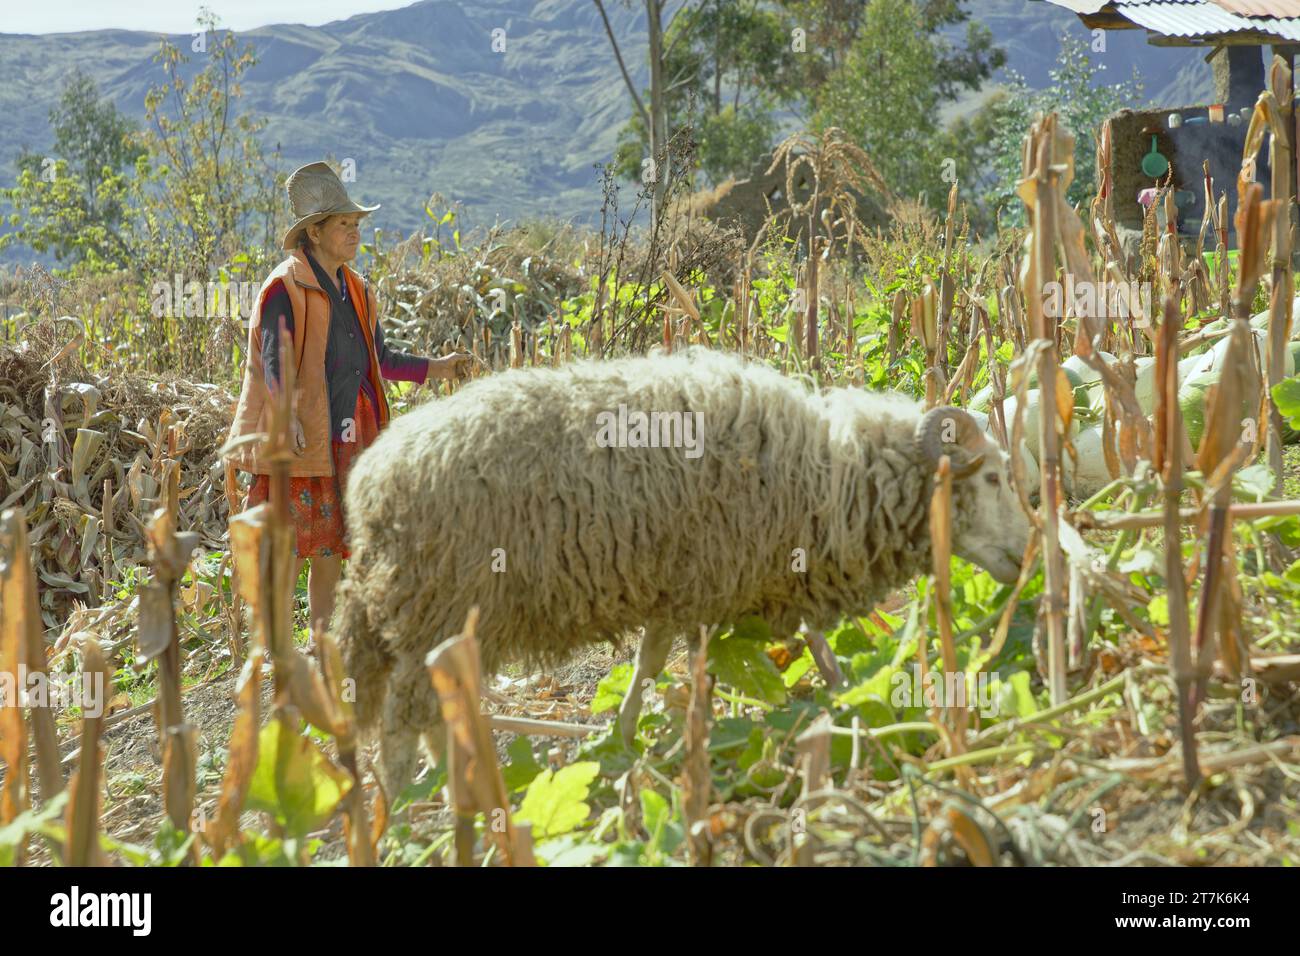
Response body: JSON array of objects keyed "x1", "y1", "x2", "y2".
[
  {"x1": 682, "y1": 625, "x2": 714, "y2": 867},
  {"x1": 1017, "y1": 113, "x2": 1069, "y2": 705},
  {"x1": 63, "y1": 636, "x2": 108, "y2": 866},
  {"x1": 138, "y1": 490, "x2": 199, "y2": 836},
  {"x1": 0, "y1": 508, "x2": 62, "y2": 803},
  {"x1": 1156, "y1": 295, "x2": 1200, "y2": 786},
  {"x1": 426, "y1": 608, "x2": 535, "y2": 867},
  {"x1": 205, "y1": 648, "x2": 263, "y2": 858},
  {"x1": 928, "y1": 454, "x2": 968, "y2": 758},
  {"x1": 0, "y1": 511, "x2": 33, "y2": 865}
]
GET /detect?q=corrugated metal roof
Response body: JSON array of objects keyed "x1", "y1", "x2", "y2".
[
  {"x1": 1040, "y1": 0, "x2": 1110, "y2": 13},
  {"x1": 1212, "y1": 0, "x2": 1300, "y2": 16},
  {"x1": 1122, "y1": 2, "x2": 1300, "y2": 38},
  {"x1": 1039, "y1": 0, "x2": 1300, "y2": 40}
]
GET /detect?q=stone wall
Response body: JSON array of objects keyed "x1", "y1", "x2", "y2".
[{"x1": 1105, "y1": 104, "x2": 1270, "y2": 243}]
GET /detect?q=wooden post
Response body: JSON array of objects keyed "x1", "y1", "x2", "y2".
[{"x1": 1267, "y1": 55, "x2": 1296, "y2": 495}]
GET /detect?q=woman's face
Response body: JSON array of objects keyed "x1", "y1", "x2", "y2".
[{"x1": 309, "y1": 213, "x2": 363, "y2": 263}]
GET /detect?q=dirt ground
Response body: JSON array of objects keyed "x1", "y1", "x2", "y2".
[{"x1": 38, "y1": 629, "x2": 662, "y2": 864}]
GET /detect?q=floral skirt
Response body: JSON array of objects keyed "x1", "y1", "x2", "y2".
[{"x1": 245, "y1": 388, "x2": 381, "y2": 560}]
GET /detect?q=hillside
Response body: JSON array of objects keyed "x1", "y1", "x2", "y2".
[{"x1": 0, "y1": 0, "x2": 1216, "y2": 264}]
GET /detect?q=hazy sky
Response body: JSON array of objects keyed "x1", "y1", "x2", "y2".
[{"x1": 2, "y1": 1, "x2": 421, "y2": 35}]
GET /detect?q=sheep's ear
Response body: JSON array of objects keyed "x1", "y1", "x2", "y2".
[{"x1": 953, "y1": 453, "x2": 985, "y2": 479}]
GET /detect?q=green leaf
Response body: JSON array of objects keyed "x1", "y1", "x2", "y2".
[
  {"x1": 709, "y1": 717, "x2": 758, "y2": 752},
  {"x1": 591, "y1": 662, "x2": 633, "y2": 714},
  {"x1": 1254, "y1": 515, "x2": 1300, "y2": 547},
  {"x1": 891, "y1": 600, "x2": 923, "y2": 667},
  {"x1": 0, "y1": 791, "x2": 69, "y2": 866},
  {"x1": 737, "y1": 726, "x2": 765, "y2": 771},
  {"x1": 1147, "y1": 594, "x2": 1169, "y2": 627},
  {"x1": 1271, "y1": 376, "x2": 1300, "y2": 428},
  {"x1": 502, "y1": 736, "x2": 543, "y2": 792},
  {"x1": 534, "y1": 833, "x2": 609, "y2": 867},
  {"x1": 991, "y1": 671, "x2": 1038, "y2": 720},
  {"x1": 213, "y1": 831, "x2": 302, "y2": 867},
  {"x1": 515, "y1": 762, "x2": 600, "y2": 839},
  {"x1": 246, "y1": 714, "x2": 352, "y2": 840},
  {"x1": 731, "y1": 615, "x2": 773, "y2": 642},
  {"x1": 575, "y1": 729, "x2": 636, "y2": 776},
  {"x1": 1118, "y1": 544, "x2": 1162, "y2": 576},
  {"x1": 392, "y1": 762, "x2": 448, "y2": 813},
  {"x1": 640, "y1": 789, "x2": 669, "y2": 836},
  {"x1": 827, "y1": 617, "x2": 875, "y2": 658},
  {"x1": 1233, "y1": 463, "x2": 1274, "y2": 501},
  {"x1": 1285, "y1": 559, "x2": 1300, "y2": 586},
  {"x1": 835, "y1": 661, "x2": 898, "y2": 712},
  {"x1": 709, "y1": 629, "x2": 787, "y2": 705},
  {"x1": 604, "y1": 842, "x2": 649, "y2": 866},
  {"x1": 640, "y1": 789, "x2": 684, "y2": 858},
  {"x1": 781, "y1": 647, "x2": 814, "y2": 688}
]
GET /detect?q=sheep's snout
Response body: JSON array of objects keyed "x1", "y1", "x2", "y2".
[{"x1": 953, "y1": 448, "x2": 1032, "y2": 584}]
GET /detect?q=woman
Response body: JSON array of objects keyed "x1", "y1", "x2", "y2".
[{"x1": 225, "y1": 161, "x2": 469, "y2": 633}]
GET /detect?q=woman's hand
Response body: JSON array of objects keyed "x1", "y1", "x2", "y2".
[
  {"x1": 291, "y1": 417, "x2": 307, "y2": 455},
  {"x1": 427, "y1": 352, "x2": 473, "y2": 383}
]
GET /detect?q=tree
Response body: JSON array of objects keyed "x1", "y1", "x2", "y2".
[
  {"x1": 49, "y1": 70, "x2": 145, "y2": 233},
  {"x1": 933, "y1": 88, "x2": 1017, "y2": 234},
  {"x1": 807, "y1": 0, "x2": 1008, "y2": 206},
  {"x1": 613, "y1": 1, "x2": 800, "y2": 187},
  {"x1": 779, "y1": 0, "x2": 1003, "y2": 102},
  {"x1": 596, "y1": 0, "x2": 671, "y2": 226},
  {"x1": 1, "y1": 10, "x2": 279, "y2": 279},
  {"x1": 135, "y1": 8, "x2": 280, "y2": 277},
  {"x1": 1, "y1": 71, "x2": 144, "y2": 269},
  {"x1": 811, "y1": 0, "x2": 948, "y2": 203},
  {"x1": 603, "y1": 0, "x2": 1004, "y2": 205},
  {"x1": 947, "y1": 34, "x2": 1143, "y2": 230}
]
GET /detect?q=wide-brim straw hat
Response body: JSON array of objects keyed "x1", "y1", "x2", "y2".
[{"x1": 280, "y1": 161, "x2": 381, "y2": 250}]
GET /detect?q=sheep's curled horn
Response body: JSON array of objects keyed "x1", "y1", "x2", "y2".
[{"x1": 914, "y1": 405, "x2": 986, "y2": 479}]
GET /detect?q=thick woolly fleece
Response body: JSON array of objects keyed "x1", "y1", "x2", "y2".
[{"x1": 332, "y1": 347, "x2": 985, "y2": 792}]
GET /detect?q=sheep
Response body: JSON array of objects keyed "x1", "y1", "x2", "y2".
[{"x1": 331, "y1": 347, "x2": 1032, "y2": 797}]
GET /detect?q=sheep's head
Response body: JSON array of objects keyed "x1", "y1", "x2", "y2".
[{"x1": 915, "y1": 406, "x2": 1031, "y2": 584}]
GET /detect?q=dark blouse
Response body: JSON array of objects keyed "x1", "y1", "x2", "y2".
[{"x1": 259, "y1": 252, "x2": 428, "y2": 440}]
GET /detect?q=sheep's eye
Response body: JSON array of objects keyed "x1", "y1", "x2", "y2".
[{"x1": 984, "y1": 472, "x2": 1000, "y2": 487}]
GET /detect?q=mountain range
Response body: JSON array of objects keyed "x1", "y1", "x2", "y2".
[{"x1": 0, "y1": 0, "x2": 1221, "y2": 266}]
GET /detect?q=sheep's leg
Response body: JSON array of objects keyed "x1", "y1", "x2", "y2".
[
  {"x1": 801, "y1": 626, "x2": 846, "y2": 689},
  {"x1": 378, "y1": 727, "x2": 420, "y2": 805},
  {"x1": 617, "y1": 627, "x2": 674, "y2": 746},
  {"x1": 379, "y1": 654, "x2": 437, "y2": 801}
]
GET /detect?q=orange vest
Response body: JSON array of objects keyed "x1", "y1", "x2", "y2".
[{"x1": 224, "y1": 249, "x2": 391, "y2": 477}]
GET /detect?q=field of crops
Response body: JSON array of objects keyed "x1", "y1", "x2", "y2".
[{"x1": 3, "y1": 91, "x2": 1300, "y2": 873}]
